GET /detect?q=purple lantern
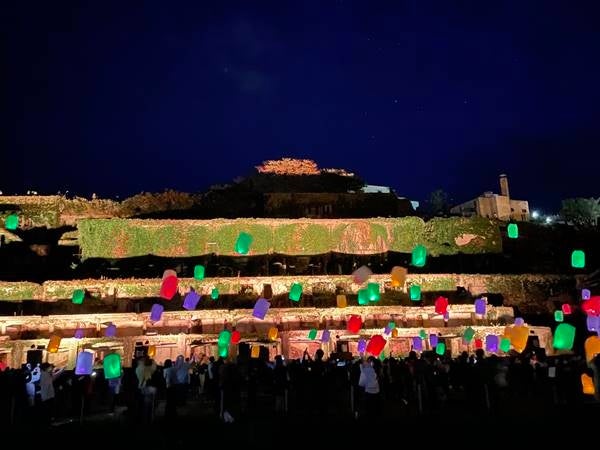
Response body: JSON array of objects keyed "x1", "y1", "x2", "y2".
[
  {"x1": 443, "y1": 311, "x2": 449, "y2": 322},
  {"x1": 412, "y1": 337, "x2": 423, "y2": 351},
  {"x1": 150, "y1": 303, "x2": 164, "y2": 322},
  {"x1": 252, "y1": 298, "x2": 270, "y2": 320},
  {"x1": 429, "y1": 334, "x2": 438, "y2": 347},
  {"x1": 74, "y1": 328, "x2": 84, "y2": 339},
  {"x1": 358, "y1": 338, "x2": 367, "y2": 353},
  {"x1": 485, "y1": 335, "x2": 499, "y2": 352},
  {"x1": 583, "y1": 289, "x2": 591, "y2": 300},
  {"x1": 515, "y1": 317, "x2": 525, "y2": 326},
  {"x1": 75, "y1": 351, "x2": 93, "y2": 375},
  {"x1": 105, "y1": 323, "x2": 117, "y2": 337},
  {"x1": 587, "y1": 315, "x2": 600, "y2": 332},
  {"x1": 474, "y1": 298, "x2": 486, "y2": 316},
  {"x1": 321, "y1": 330, "x2": 331, "y2": 343},
  {"x1": 183, "y1": 291, "x2": 200, "y2": 310},
  {"x1": 384, "y1": 325, "x2": 392, "y2": 335}
]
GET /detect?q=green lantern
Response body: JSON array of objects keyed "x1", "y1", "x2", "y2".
[
  {"x1": 463, "y1": 327, "x2": 475, "y2": 343},
  {"x1": 554, "y1": 310, "x2": 564, "y2": 322},
  {"x1": 72, "y1": 289, "x2": 85, "y2": 305},
  {"x1": 103, "y1": 353, "x2": 121, "y2": 380},
  {"x1": 435, "y1": 342, "x2": 446, "y2": 356},
  {"x1": 234, "y1": 232, "x2": 253, "y2": 255},
  {"x1": 553, "y1": 323, "x2": 575, "y2": 350},
  {"x1": 409, "y1": 285, "x2": 421, "y2": 301},
  {"x1": 211, "y1": 288, "x2": 219, "y2": 300},
  {"x1": 388, "y1": 321, "x2": 396, "y2": 330},
  {"x1": 571, "y1": 250, "x2": 585, "y2": 269},
  {"x1": 419, "y1": 329, "x2": 427, "y2": 339},
  {"x1": 218, "y1": 330, "x2": 231, "y2": 347},
  {"x1": 500, "y1": 337, "x2": 511, "y2": 353},
  {"x1": 358, "y1": 288, "x2": 369, "y2": 305},
  {"x1": 289, "y1": 283, "x2": 302, "y2": 302},
  {"x1": 411, "y1": 245, "x2": 427, "y2": 268},
  {"x1": 218, "y1": 344, "x2": 229, "y2": 358},
  {"x1": 308, "y1": 329, "x2": 317, "y2": 340},
  {"x1": 4, "y1": 214, "x2": 18, "y2": 231},
  {"x1": 193, "y1": 265, "x2": 205, "y2": 280},
  {"x1": 367, "y1": 283, "x2": 380, "y2": 302},
  {"x1": 507, "y1": 223, "x2": 519, "y2": 239}
]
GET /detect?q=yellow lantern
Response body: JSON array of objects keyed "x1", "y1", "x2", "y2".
[
  {"x1": 336, "y1": 295, "x2": 347, "y2": 308},
  {"x1": 510, "y1": 325, "x2": 529, "y2": 353},
  {"x1": 584, "y1": 336, "x2": 600, "y2": 362},
  {"x1": 390, "y1": 266, "x2": 407, "y2": 287},
  {"x1": 581, "y1": 373, "x2": 595, "y2": 395},
  {"x1": 251, "y1": 345, "x2": 260, "y2": 359},
  {"x1": 391, "y1": 328, "x2": 398, "y2": 338},
  {"x1": 268, "y1": 327, "x2": 278, "y2": 341},
  {"x1": 147, "y1": 345, "x2": 156, "y2": 358},
  {"x1": 47, "y1": 335, "x2": 61, "y2": 353}
]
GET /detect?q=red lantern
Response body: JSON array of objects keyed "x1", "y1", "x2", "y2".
[
  {"x1": 231, "y1": 330, "x2": 241, "y2": 344},
  {"x1": 561, "y1": 303, "x2": 572, "y2": 315},
  {"x1": 435, "y1": 296, "x2": 449, "y2": 315},
  {"x1": 366, "y1": 335, "x2": 386, "y2": 357},
  {"x1": 474, "y1": 338, "x2": 483, "y2": 349},
  {"x1": 347, "y1": 315, "x2": 362, "y2": 334},
  {"x1": 160, "y1": 275, "x2": 178, "y2": 300},
  {"x1": 582, "y1": 296, "x2": 600, "y2": 316}
]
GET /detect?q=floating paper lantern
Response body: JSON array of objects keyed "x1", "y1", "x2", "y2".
[
  {"x1": 150, "y1": 303, "x2": 164, "y2": 322},
  {"x1": 384, "y1": 326, "x2": 391, "y2": 335},
  {"x1": 582, "y1": 297, "x2": 600, "y2": 316},
  {"x1": 72, "y1": 289, "x2": 85, "y2": 305},
  {"x1": 553, "y1": 323, "x2": 576, "y2": 350},
  {"x1": 474, "y1": 298, "x2": 486, "y2": 316},
  {"x1": 4, "y1": 214, "x2": 18, "y2": 230},
  {"x1": 357, "y1": 289, "x2": 369, "y2": 305},
  {"x1": 347, "y1": 315, "x2": 362, "y2": 333},
  {"x1": 463, "y1": 327, "x2": 475, "y2": 343},
  {"x1": 561, "y1": 304, "x2": 572, "y2": 315},
  {"x1": 47, "y1": 335, "x2": 61, "y2": 353},
  {"x1": 554, "y1": 310, "x2": 564, "y2": 322},
  {"x1": 234, "y1": 232, "x2": 253, "y2": 255},
  {"x1": 443, "y1": 311, "x2": 449, "y2": 322},
  {"x1": 218, "y1": 330, "x2": 231, "y2": 347},
  {"x1": 252, "y1": 298, "x2": 270, "y2": 320},
  {"x1": 211, "y1": 288, "x2": 219, "y2": 300},
  {"x1": 436, "y1": 342, "x2": 446, "y2": 356},
  {"x1": 587, "y1": 315, "x2": 600, "y2": 332},
  {"x1": 193, "y1": 264, "x2": 205, "y2": 280},
  {"x1": 75, "y1": 351, "x2": 94, "y2": 375},
  {"x1": 582, "y1": 374, "x2": 595, "y2": 395},
  {"x1": 160, "y1": 275, "x2": 178, "y2": 300},
  {"x1": 289, "y1": 283, "x2": 302, "y2": 302},
  {"x1": 218, "y1": 344, "x2": 228, "y2": 358},
  {"x1": 103, "y1": 353, "x2": 121, "y2": 379},
  {"x1": 183, "y1": 291, "x2": 200, "y2": 310},
  {"x1": 388, "y1": 321, "x2": 396, "y2": 330},
  {"x1": 510, "y1": 325, "x2": 529, "y2": 353},
  {"x1": 486, "y1": 335, "x2": 499, "y2": 353},
  {"x1": 308, "y1": 329, "x2": 317, "y2": 340},
  {"x1": 147, "y1": 345, "x2": 156, "y2": 358},
  {"x1": 419, "y1": 329, "x2": 427, "y2": 339},
  {"x1": 105, "y1": 323, "x2": 117, "y2": 337},
  {"x1": 74, "y1": 328, "x2": 84, "y2": 339},
  {"x1": 358, "y1": 339, "x2": 367, "y2": 353},
  {"x1": 571, "y1": 250, "x2": 585, "y2": 268},
  {"x1": 411, "y1": 245, "x2": 427, "y2": 267},
  {"x1": 391, "y1": 328, "x2": 398, "y2": 338},
  {"x1": 352, "y1": 265, "x2": 372, "y2": 284},
  {"x1": 435, "y1": 296, "x2": 449, "y2": 315},
  {"x1": 251, "y1": 345, "x2": 260, "y2": 358},
  {"x1": 412, "y1": 337, "x2": 423, "y2": 351},
  {"x1": 321, "y1": 329, "x2": 330, "y2": 343},
  {"x1": 514, "y1": 317, "x2": 525, "y2": 326},
  {"x1": 162, "y1": 269, "x2": 176, "y2": 280},
  {"x1": 429, "y1": 334, "x2": 438, "y2": 348},
  {"x1": 367, "y1": 283, "x2": 380, "y2": 302},
  {"x1": 474, "y1": 338, "x2": 483, "y2": 349},
  {"x1": 390, "y1": 266, "x2": 407, "y2": 287},
  {"x1": 268, "y1": 327, "x2": 278, "y2": 341},
  {"x1": 366, "y1": 335, "x2": 386, "y2": 357},
  {"x1": 409, "y1": 285, "x2": 421, "y2": 301},
  {"x1": 336, "y1": 294, "x2": 347, "y2": 308},
  {"x1": 231, "y1": 331, "x2": 241, "y2": 344},
  {"x1": 584, "y1": 336, "x2": 600, "y2": 362},
  {"x1": 500, "y1": 337, "x2": 511, "y2": 353},
  {"x1": 507, "y1": 223, "x2": 518, "y2": 239},
  {"x1": 582, "y1": 289, "x2": 591, "y2": 300}
]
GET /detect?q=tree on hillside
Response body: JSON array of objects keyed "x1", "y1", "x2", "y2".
[
  {"x1": 560, "y1": 197, "x2": 600, "y2": 227},
  {"x1": 426, "y1": 189, "x2": 451, "y2": 216}
]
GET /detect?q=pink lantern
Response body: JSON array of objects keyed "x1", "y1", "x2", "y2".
[
  {"x1": 561, "y1": 303, "x2": 572, "y2": 315},
  {"x1": 347, "y1": 315, "x2": 362, "y2": 334},
  {"x1": 412, "y1": 337, "x2": 423, "y2": 351},
  {"x1": 75, "y1": 351, "x2": 93, "y2": 375},
  {"x1": 435, "y1": 296, "x2": 449, "y2": 315},
  {"x1": 183, "y1": 291, "x2": 200, "y2": 310},
  {"x1": 366, "y1": 335, "x2": 386, "y2": 357},
  {"x1": 429, "y1": 334, "x2": 438, "y2": 347},
  {"x1": 160, "y1": 275, "x2": 178, "y2": 300},
  {"x1": 352, "y1": 265, "x2": 372, "y2": 284},
  {"x1": 252, "y1": 298, "x2": 270, "y2": 320},
  {"x1": 321, "y1": 330, "x2": 331, "y2": 343},
  {"x1": 162, "y1": 269, "x2": 176, "y2": 280},
  {"x1": 150, "y1": 303, "x2": 164, "y2": 322},
  {"x1": 105, "y1": 323, "x2": 117, "y2": 337},
  {"x1": 486, "y1": 335, "x2": 499, "y2": 352}
]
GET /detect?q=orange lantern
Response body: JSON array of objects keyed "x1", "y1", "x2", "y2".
[
  {"x1": 251, "y1": 345, "x2": 260, "y2": 358},
  {"x1": 390, "y1": 266, "x2": 407, "y2": 287},
  {"x1": 510, "y1": 325, "x2": 529, "y2": 353},
  {"x1": 584, "y1": 336, "x2": 600, "y2": 362},
  {"x1": 336, "y1": 294, "x2": 347, "y2": 308},
  {"x1": 268, "y1": 327, "x2": 278, "y2": 341},
  {"x1": 581, "y1": 373, "x2": 595, "y2": 395},
  {"x1": 47, "y1": 335, "x2": 61, "y2": 353},
  {"x1": 391, "y1": 328, "x2": 399, "y2": 338},
  {"x1": 147, "y1": 345, "x2": 156, "y2": 358}
]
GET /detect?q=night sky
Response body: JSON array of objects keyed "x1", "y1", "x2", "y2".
[{"x1": 2, "y1": 1, "x2": 600, "y2": 212}]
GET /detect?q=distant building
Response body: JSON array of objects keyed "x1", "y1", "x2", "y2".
[{"x1": 451, "y1": 174, "x2": 530, "y2": 221}]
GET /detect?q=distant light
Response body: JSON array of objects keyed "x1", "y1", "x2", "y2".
[
  {"x1": 91, "y1": 371, "x2": 97, "y2": 377},
  {"x1": 532, "y1": 211, "x2": 540, "y2": 219},
  {"x1": 545, "y1": 216, "x2": 552, "y2": 224}
]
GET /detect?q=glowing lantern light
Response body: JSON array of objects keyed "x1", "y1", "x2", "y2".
[
  {"x1": 463, "y1": 327, "x2": 475, "y2": 343},
  {"x1": 429, "y1": 334, "x2": 438, "y2": 347},
  {"x1": 419, "y1": 329, "x2": 427, "y2": 339},
  {"x1": 436, "y1": 342, "x2": 446, "y2": 356},
  {"x1": 515, "y1": 317, "x2": 525, "y2": 326},
  {"x1": 587, "y1": 315, "x2": 600, "y2": 332},
  {"x1": 391, "y1": 328, "x2": 398, "y2": 338},
  {"x1": 582, "y1": 289, "x2": 591, "y2": 300},
  {"x1": 251, "y1": 345, "x2": 260, "y2": 358},
  {"x1": 366, "y1": 335, "x2": 386, "y2": 357},
  {"x1": 388, "y1": 321, "x2": 396, "y2": 330},
  {"x1": 390, "y1": 266, "x2": 407, "y2": 287},
  {"x1": 358, "y1": 289, "x2": 369, "y2": 305},
  {"x1": 218, "y1": 330, "x2": 231, "y2": 347},
  {"x1": 231, "y1": 331, "x2": 241, "y2": 344},
  {"x1": 252, "y1": 298, "x2": 270, "y2": 320},
  {"x1": 582, "y1": 374, "x2": 595, "y2": 395},
  {"x1": 384, "y1": 326, "x2": 391, "y2": 335},
  {"x1": 474, "y1": 338, "x2": 483, "y2": 349},
  {"x1": 234, "y1": 232, "x2": 253, "y2": 255},
  {"x1": 72, "y1": 289, "x2": 85, "y2": 305},
  {"x1": 435, "y1": 296, "x2": 449, "y2": 315},
  {"x1": 358, "y1": 339, "x2": 367, "y2": 353},
  {"x1": 347, "y1": 315, "x2": 362, "y2": 333},
  {"x1": 210, "y1": 288, "x2": 219, "y2": 300},
  {"x1": 193, "y1": 264, "x2": 205, "y2": 280},
  {"x1": 4, "y1": 214, "x2": 18, "y2": 230},
  {"x1": 268, "y1": 327, "x2": 278, "y2": 341},
  {"x1": 500, "y1": 337, "x2": 511, "y2": 353},
  {"x1": 321, "y1": 329, "x2": 330, "y2": 343},
  {"x1": 352, "y1": 265, "x2": 372, "y2": 284},
  {"x1": 105, "y1": 323, "x2": 117, "y2": 337},
  {"x1": 336, "y1": 295, "x2": 347, "y2": 308},
  {"x1": 289, "y1": 283, "x2": 302, "y2": 302},
  {"x1": 183, "y1": 291, "x2": 200, "y2": 310},
  {"x1": 561, "y1": 304, "x2": 572, "y2": 315},
  {"x1": 582, "y1": 297, "x2": 600, "y2": 316},
  {"x1": 162, "y1": 269, "x2": 176, "y2": 280},
  {"x1": 308, "y1": 329, "x2": 317, "y2": 340},
  {"x1": 147, "y1": 345, "x2": 156, "y2": 358},
  {"x1": 160, "y1": 275, "x2": 178, "y2": 300},
  {"x1": 103, "y1": 353, "x2": 121, "y2": 379},
  {"x1": 409, "y1": 285, "x2": 421, "y2": 301},
  {"x1": 486, "y1": 335, "x2": 499, "y2": 352},
  {"x1": 571, "y1": 250, "x2": 585, "y2": 268},
  {"x1": 411, "y1": 245, "x2": 427, "y2": 267},
  {"x1": 584, "y1": 336, "x2": 600, "y2": 362},
  {"x1": 554, "y1": 310, "x2": 564, "y2": 322},
  {"x1": 510, "y1": 325, "x2": 529, "y2": 353},
  {"x1": 553, "y1": 323, "x2": 576, "y2": 350},
  {"x1": 75, "y1": 351, "x2": 94, "y2": 375},
  {"x1": 218, "y1": 344, "x2": 228, "y2": 358},
  {"x1": 474, "y1": 298, "x2": 486, "y2": 316},
  {"x1": 507, "y1": 223, "x2": 519, "y2": 239},
  {"x1": 412, "y1": 337, "x2": 423, "y2": 351},
  {"x1": 443, "y1": 311, "x2": 449, "y2": 322},
  {"x1": 150, "y1": 303, "x2": 164, "y2": 322},
  {"x1": 47, "y1": 335, "x2": 61, "y2": 353},
  {"x1": 367, "y1": 283, "x2": 380, "y2": 302},
  {"x1": 74, "y1": 328, "x2": 84, "y2": 339}
]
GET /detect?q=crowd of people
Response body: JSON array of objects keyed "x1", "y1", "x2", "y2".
[{"x1": 0, "y1": 347, "x2": 597, "y2": 427}]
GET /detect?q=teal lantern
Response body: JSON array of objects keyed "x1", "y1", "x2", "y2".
[
  {"x1": 308, "y1": 329, "x2": 317, "y2": 340},
  {"x1": 507, "y1": 223, "x2": 519, "y2": 239},
  {"x1": 4, "y1": 214, "x2": 18, "y2": 230},
  {"x1": 234, "y1": 232, "x2": 253, "y2": 255},
  {"x1": 367, "y1": 283, "x2": 380, "y2": 302},
  {"x1": 411, "y1": 245, "x2": 427, "y2": 267},
  {"x1": 571, "y1": 250, "x2": 585, "y2": 269},
  {"x1": 72, "y1": 289, "x2": 85, "y2": 305},
  {"x1": 357, "y1": 288, "x2": 369, "y2": 305},
  {"x1": 553, "y1": 323, "x2": 576, "y2": 350},
  {"x1": 289, "y1": 283, "x2": 302, "y2": 302},
  {"x1": 211, "y1": 288, "x2": 219, "y2": 300},
  {"x1": 409, "y1": 285, "x2": 421, "y2": 301},
  {"x1": 193, "y1": 265, "x2": 205, "y2": 280},
  {"x1": 103, "y1": 353, "x2": 121, "y2": 380}
]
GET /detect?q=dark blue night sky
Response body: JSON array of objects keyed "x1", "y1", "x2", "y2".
[{"x1": 2, "y1": 1, "x2": 599, "y2": 212}]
